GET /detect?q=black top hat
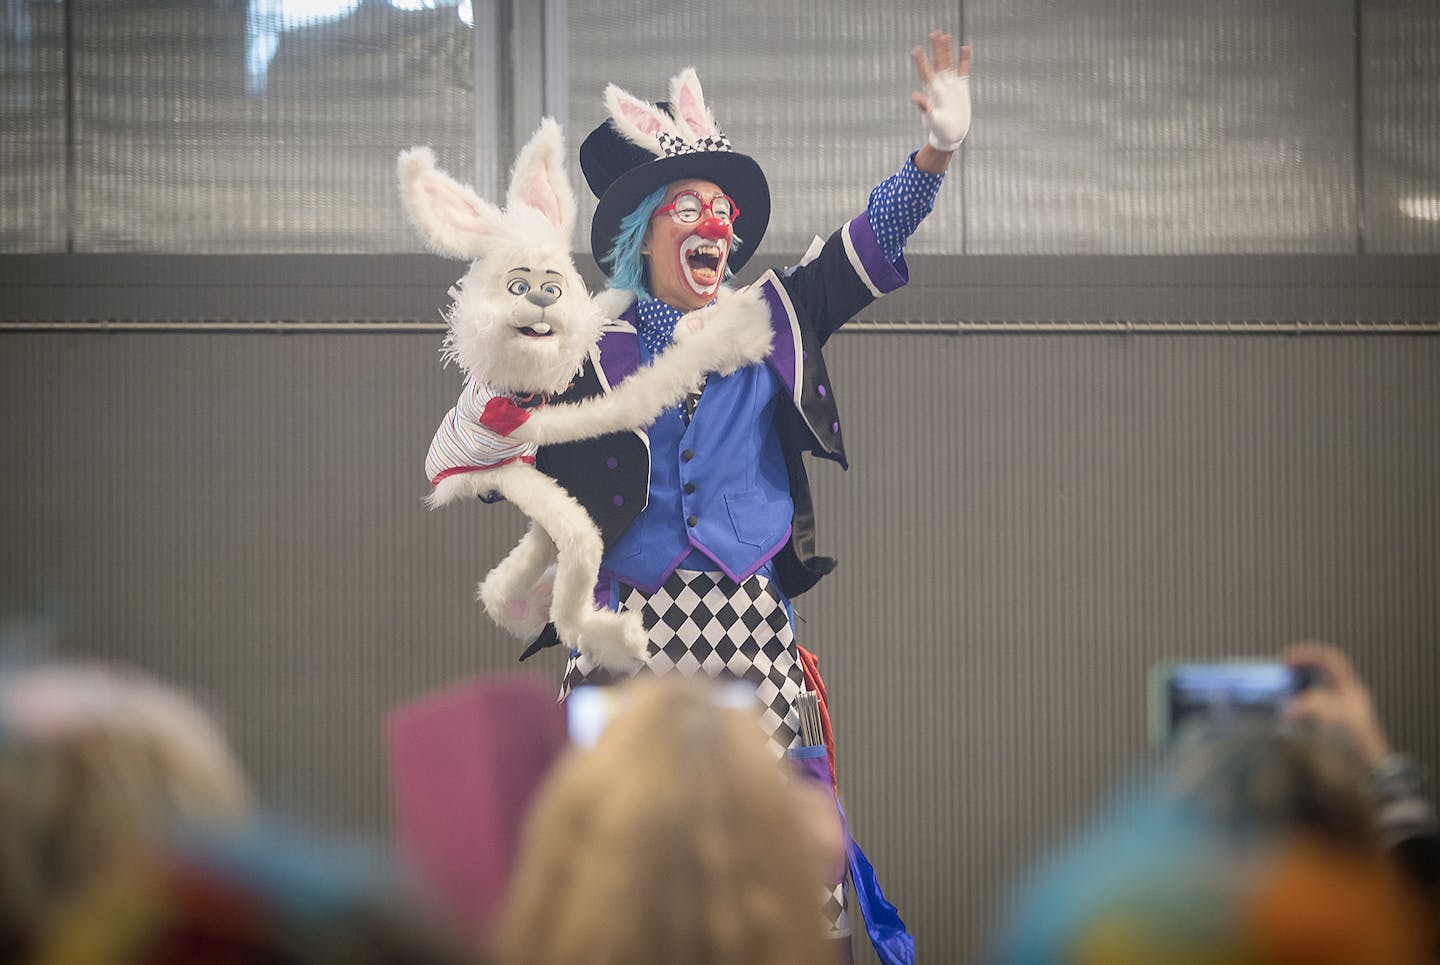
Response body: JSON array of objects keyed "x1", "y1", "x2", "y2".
[{"x1": 580, "y1": 72, "x2": 771, "y2": 276}]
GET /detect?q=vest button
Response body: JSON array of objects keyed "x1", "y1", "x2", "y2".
[
  {"x1": 684, "y1": 482, "x2": 696, "y2": 494},
  {"x1": 681, "y1": 448, "x2": 695, "y2": 461},
  {"x1": 687, "y1": 514, "x2": 698, "y2": 527}
]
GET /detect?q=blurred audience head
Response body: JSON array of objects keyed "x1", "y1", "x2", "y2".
[
  {"x1": 1165, "y1": 728, "x2": 1379, "y2": 851},
  {"x1": 26, "y1": 821, "x2": 482, "y2": 965},
  {"x1": 496, "y1": 675, "x2": 836, "y2": 965},
  {"x1": 991, "y1": 726, "x2": 1430, "y2": 964},
  {"x1": 0, "y1": 661, "x2": 252, "y2": 959}
]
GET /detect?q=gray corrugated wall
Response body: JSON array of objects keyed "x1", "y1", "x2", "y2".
[
  {"x1": 814, "y1": 333, "x2": 1439, "y2": 961},
  {"x1": 2, "y1": 331, "x2": 1437, "y2": 961}
]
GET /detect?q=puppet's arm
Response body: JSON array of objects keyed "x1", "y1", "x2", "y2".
[{"x1": 506, "y1": 286, "x2": 772, "y2": 446}]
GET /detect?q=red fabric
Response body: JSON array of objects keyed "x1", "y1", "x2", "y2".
[
  {"x1": 428, "y1": 455, "x2": 536, "y2": 487},
  {"x1": 796, "y1": 644, "x2": 838, "y2": 793},
  {"x1": 478, "y1": 395, "x2": 531, "y2": 435}
]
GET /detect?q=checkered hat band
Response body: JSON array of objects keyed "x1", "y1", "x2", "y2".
[{"x1": 656, "y1": 130, "x2": 732, "y2": 158}]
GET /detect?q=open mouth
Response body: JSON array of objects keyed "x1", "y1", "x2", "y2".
[
  {"x1": 680, "y1": 236, "x2": 727, "y2": 294},
  {"x1": 688, "y1": 245, "x2": 721, "y2": 275},
  {"x1": 515, "y1": 322, "x2": 553, "y2": 338}
]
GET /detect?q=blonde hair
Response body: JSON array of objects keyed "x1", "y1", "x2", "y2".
[
  {"x1": 0, "y1": 662, "x2": 252, "y2": 954},
  {"x1": 497, "y1": 676, "x2": 834, "y2": 965}
]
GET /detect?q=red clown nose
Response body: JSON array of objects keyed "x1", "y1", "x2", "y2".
[{"x1": 695, "y1": 214, "x2": 732, "y2": 240}]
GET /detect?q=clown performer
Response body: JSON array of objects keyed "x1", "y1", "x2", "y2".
[{"x1": 524, "y1": 30, "x2": 970, "y2": 955}]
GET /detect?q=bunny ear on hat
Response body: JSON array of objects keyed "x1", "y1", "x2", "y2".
[
  {"x1": 581, "y1": 68, "x2": 770, "y2": 275},
  {"x1": 603, "y1": 83, "x2": 682, "y2": 156},
  {"x1": 667, "y1": 68, "x2": 720, "y2": 143}
]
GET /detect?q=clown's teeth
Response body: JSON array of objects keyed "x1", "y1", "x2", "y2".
[{"x1": 680, "y1": 234, "x2": 728, "y2": 295}]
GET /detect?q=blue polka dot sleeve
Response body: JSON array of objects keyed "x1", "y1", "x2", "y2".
[{"x1": 867, "y1": 152, "x2": 945, "y2": 263}]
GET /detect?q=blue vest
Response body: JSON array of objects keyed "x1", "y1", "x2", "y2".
[
  {"x1": 538, "y1": 210, "x2": 910, "y2": 601},
  {"x1": 601, "y1": 303, "x2": 795, "y2": 592}
]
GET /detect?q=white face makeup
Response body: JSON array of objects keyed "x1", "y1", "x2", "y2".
[
  {"x1": 642, "y1": 179, "x2": 735, "y2": 311},
  {"x1": 678, "y1": 234, "x2": 726, "y2": 295}
]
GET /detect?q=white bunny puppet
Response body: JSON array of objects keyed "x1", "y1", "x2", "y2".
[{"x1": 400, "y1": 120, "x2": 773, "y2": 671}]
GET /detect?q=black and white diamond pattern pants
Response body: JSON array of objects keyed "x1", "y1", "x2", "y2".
[
  {"x1": 559, "y1": 568, "x2": 806, "y2": 759},
  {"x1": 558, "y1": 568, "x2": 849, "y2": 938}
]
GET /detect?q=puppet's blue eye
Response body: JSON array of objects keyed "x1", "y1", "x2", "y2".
[
  {"x1": 541, "y1": 283, "x2": 562, "y2": 298},
  {"x1": 507, "y1": 278, "x2": 530, "y2": 295}
]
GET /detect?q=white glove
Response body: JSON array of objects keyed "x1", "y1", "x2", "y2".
[{"x1": 920, "y1": 71, "x2": 970, "y2": 152}]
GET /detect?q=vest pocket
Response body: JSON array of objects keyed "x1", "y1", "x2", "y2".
[{"x1": 725, "y1": 489, "x2": 784, "y2": 548}]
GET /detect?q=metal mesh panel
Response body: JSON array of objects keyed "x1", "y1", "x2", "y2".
[
  {"x1": 1363, "y1": 0, "x2": 1440, "y2": 252},
  {"x1": 811, "y1": 332, "x2": 1440, "y2": 961},
  {"x1": 965, "y1": 0, "x2": 1359, "y2": 253},
  {"x1": 68, "y1": 0, "x2": 474, "y2": 253},
  {"x1": 4, "y1": 0, "x2": 1440, "y2": 255},
  {"x1": 1, "y1": 0, "x2": 66, "y2": 251}
]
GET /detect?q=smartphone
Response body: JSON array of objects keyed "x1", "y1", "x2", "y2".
[
  {"x1": 566, "y1": 679, "x2": 760, "y2": 747},
  {"x1": 1147, "y1": 660, "x2": 1316, "y2": 747}
]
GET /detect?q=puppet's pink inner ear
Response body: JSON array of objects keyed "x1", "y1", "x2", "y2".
[
  {"x1": 515, "y1": 170, "x2": 563, "y2": 228},
  {"x1": 617, "y1": 98, "x2": 668, "y2": 137},
  {"x1": 676, "y1": 86, "x2": 711, "y2": 137}
]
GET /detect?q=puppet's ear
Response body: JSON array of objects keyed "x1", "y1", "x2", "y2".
[
  {"x1": 668, "y1": 67, "x2": 719, "y2": 141},
  {"x1": 604, "y1": 82, "x2": 680, "y2": 156},
  {"x1": 505, "y1": 118, "x2": 577, "y2": 241},
  {"x1": 397, "y1": 147, "x2": 504, "y2": 260}
]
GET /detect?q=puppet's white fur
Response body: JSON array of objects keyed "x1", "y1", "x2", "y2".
[
  {"x1": 401, "y1": 120, "x2": 773, "y2": 670},
  {"x1": 510, "y1": 289, "x2": 771, "y2": 446}
]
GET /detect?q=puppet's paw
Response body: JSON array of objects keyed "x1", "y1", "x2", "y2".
[
  {"x1": 478, "y1": 576, "x2": 553, "y2": 640},
  {"x1": 427, "y1": 472, "x2": 482, "y2": 509},
  {"x1": 673, "y1": 298, "x2": 722, "y2": 339},
  {"x1": 716, "y1": 287, "x2": 776, "y2": 373},
  {"x1": 673, "y1": 287, "x2": 773, "y2": 376},
  {"x1": 574, "y1": 609, "x2": 649, "y2": 674}
]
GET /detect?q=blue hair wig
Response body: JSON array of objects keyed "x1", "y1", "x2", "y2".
[
  {"x1": 603, "y1": 185, "x2": 667, "y2": 301},
  {"x1": 604, "y1": 186, "x2": 746, "y2": 302}
]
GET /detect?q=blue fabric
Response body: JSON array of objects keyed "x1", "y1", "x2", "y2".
[
  {"x1": 866, "y1": 153, "x2": 945, "y2": 263},
  {"x1": 838, "y1": 798, "x2": 916, "y2": 965},
  {"x1": 633, "y1": 299, "x2": 689, "y2": 422},
  {"x1": 633, "y1": 298, "x2": 683, "y2": 360},
  {"x1": 788, "y1": 743, "x2": 915, "y2": 965},
  {"x1": 787, "y1": 742, "x2": 830, "y2": 773},
  {"x1": 604, "y1": 301, "x2": 794, "y2": 588},
  {"x1": 607, "y1": 153, "x2": 941, "y2": 590}
]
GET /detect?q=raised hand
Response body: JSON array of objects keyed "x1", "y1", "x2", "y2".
[
  {"x1": 1283, "y1": 640, "x2": 1393, "y2": 766},
  {"x1": 911, "y1": 30, "x2": 972, "y2": 155}
]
